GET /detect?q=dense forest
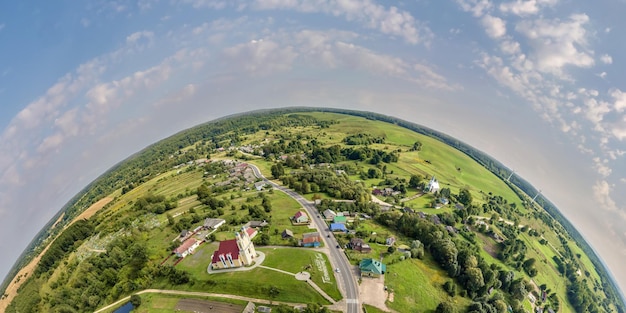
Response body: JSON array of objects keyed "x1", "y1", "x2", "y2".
[{"x1": 2, "y1": 107, "x2": 624, "y2": 312}]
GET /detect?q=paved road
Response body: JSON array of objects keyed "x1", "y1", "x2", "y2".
[{"x1": 250, "y1": 164, "x2": 361, "y2": 313}]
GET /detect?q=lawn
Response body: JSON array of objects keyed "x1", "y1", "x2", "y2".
[
  {"x1": 260, "y1": 247, "x2": 342, "y2": 301},
  {"x1": 385, "y1": 256, "x2": 470, "y2": 313}
]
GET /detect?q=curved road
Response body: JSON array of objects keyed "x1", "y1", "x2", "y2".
[{"x1": 250, "y1": 164, "x2": 361, "y2": 313}]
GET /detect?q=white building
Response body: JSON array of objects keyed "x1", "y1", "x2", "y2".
[{"x1": 425, "y1": 176, "x2": 440, "y2": 193}]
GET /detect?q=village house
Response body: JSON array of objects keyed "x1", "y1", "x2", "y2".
[
  {"x1": 385, "y1": 236, "x2": 396, "y2": 246},
  {"x1": 211, "y1": 227, "x2": 256, "y2": 270},
  {"x1": 350, "y1": 238, "x2": 372, "y2": 253},
  {"x1": 203, "y1": 218, "x2": 226, "y2": 230},
  {"x1": 244, "y1": 220, "x2": 268, "y2": 229},
  {"x1": 174, "y1": 238, "x2": 201, "y2": 258},
  {"x1": 445, "y1": 225, "x2": 457, "y2": 234},
  {"x1": 243, "y1": 226, "x2": 258, "y2": 239},
  {"x1": 330, "y1": 223, "x2": 348, "y2": 232},
  {"x1": 254, "y1": 181, "x2": 267, "y2": 191},
  {"x1": 359, "y1": 258, "x2": 386, "y2": 277},
  {"x1": 323, "y1": 209, "x2": 337, "y2": 220},
  {"x1": 430, "y1": 215, "x2": 442, "y2": 225},
  {"x1": 300, "y1": 232, "x2": 322, "y2": 247},
  {"x1": 179, "y1": 230, "x2": 190, "y2": 241},
  {"x1": 292, "y1": 211, "x2": 309, "y2": 224},
  {"x1": 333, "y1": 215, "x2": 347, "y2": 224},
  {"x1": 281, "y1": 229, "x2": 294, "y2": 239}
]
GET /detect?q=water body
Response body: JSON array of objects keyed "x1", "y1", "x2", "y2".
[{"x1": 114, "y1": 302, "x2": 135, "y2": 313}]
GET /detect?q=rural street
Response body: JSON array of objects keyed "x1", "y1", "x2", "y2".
[{"x1": 249, "y1": 164, "x2": 361, "y2": 313}]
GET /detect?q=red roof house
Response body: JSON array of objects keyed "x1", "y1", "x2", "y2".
[{"x1": 174, "y1": 238, "x2": 200, "y2": 258}]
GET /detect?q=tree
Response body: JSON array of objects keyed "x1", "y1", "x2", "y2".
[
  {"x1": 458, "y1": 188, "x2": 473, "y2": 207},
  {"x1": 271, "y1": 163, "x2": 285, "y2": 179},
  {"x1": 387, "y1": 246, "x2": 396, "y2": 253},
  {"x1": 463, "y1": 267, "x2": 485, "y2": 292},
  {"x1": 267, "y1": 285, "x2": 280, "y2": 304},
  {"x1": 436, "y1": 301, "x2": 457, "y2": 313},
  {"x1": 409, "y1": 175, "x2": 422, "y2": 188},
  {"x1": 130, "y1": 294, "x2": 142, "y2": 307}
]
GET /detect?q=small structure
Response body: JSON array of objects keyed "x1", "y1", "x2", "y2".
[
  {"x1": 359, "y1": 258, "x2": 386, "y2": 277},
  {"x1": 372, "y1": 189, "x2": 383, "y2": 196},
  {"x1": 417, "y1": 212, "x2": 427, "y2": 219},
  {"x1": 293, "y1": 211, "x2": 309, "y2": 224},
  {"x1": 385, "y1": 236, "x2": 396, "y2": 246},
  {"x1": 301, "y1": 232, "x2": 322, "y2": 247},
  {"x1": 430, "y1": 215, "x2": 441, "y2": 225},
  {"x1": 323, "y1": 209, "x2": 337, "y2": 220},
  {"x1": 425, "y1": 176, "x2": 440, "y2": 193},
  {"x1": 402, "y1": 207, "x2": 415, "y2": 214},
  {"x1": 330, "y1": 223, "x2": 348, "y2": 232},
  {"x1": 211, "y1": 227, "x2": 256, "y2": 270},
  {"x1": 174, "y1": 238, "x2": 200, "y2": 258},
  {"x1": 243, "y1": 226, "x2": 258, "y2": 239},
  {"x1": 258, "y1": 306, "x2": 272, "y2": 313},
  {"x1": 179, "y1": 230, "x2": 190, "y2": 241},
  {"x1": 333, "y1": 216, "x2": 347, "y2": 224},
  {"x1": 244, "y1": 220, "x2": 269, "y2": 229},
  {"x1": 445, "y1": 225, "x2": 457, "y2": 234},
  {"x1": 282, "y1": 229, "x2": 294, "y2": 239},
  {"x1": 254, "y1": 181, "x2": 267, "y2": 191},
  {"x1": 203, "y1": 218, "x2": 226, "y2": 230},
  {"x1": 350, "y1": 238, "x2": 371, "y2": 253},
  {"x1": 454, "y1": 203, "x2": 465, "y2": 210}
]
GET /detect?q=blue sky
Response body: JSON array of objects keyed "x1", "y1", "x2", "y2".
[{"x1": 1, "y1": 0, "x2": 626, "y2": 297}]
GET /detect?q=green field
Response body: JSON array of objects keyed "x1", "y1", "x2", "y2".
[
  {"x1": 385, "y1": 257, "x2": 470, "y2": 313},
  {"x1": 7, "y1": 110, "x2": 617, "y2": 313}
]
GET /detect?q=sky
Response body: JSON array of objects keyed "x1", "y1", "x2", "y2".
[{"x1": 0, "y1": 0, "x2": 625, "y2": 299}]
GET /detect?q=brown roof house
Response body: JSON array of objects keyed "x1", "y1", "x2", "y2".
[
  {"x1": 300, "y1": 232, "x2": 321, "y2": 247},
  {"x1": 350, "y1": 238, "x2": 371, "y2": 253}
]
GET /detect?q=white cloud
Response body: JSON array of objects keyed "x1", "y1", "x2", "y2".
[
  {"x1": 610, "y1": 89, "x2": 626, "y2": 112},
  {"x1": 457, "y1": 0, "x2": 493, "y2": 17},
  {"x1": 593, "y1": 157, "x2": 612, "y2": 177},
  {"x1": 500, "y1": 40, "x2": 520, "y2": 55},
  {"x1": 600, "y1": 54, "x2": 613, "y2": 64},
  {"x1": 0, "y1": 23, "x2": 5, "y2": 31},
  {"x1": 253, "y1": 0, "x2": 432, "y2": 45},
  {"x1": 223, "y1": 39, "x2": 298, "y2": 74},
  {"x1": 481, "y1": 15, "x2": 506, "y2": 38},
  {"x1": 593, "y1": 180, "x2": 622, "y2": 215},
  {"x1": 179, "y1": 0, "x2": 228, "y2": 9},
  {"x1": 126, "y1": 30, "x2": 155, "y2": 45},
  {"x1": 80, "y1": 18, "x2": 91, "y2": 28},
  {"x1": 499, "y1": 0, "x2": 558, "y2": 16},
  {"x1": 515, "y1": 14, "x2": 594, "y2": 76}
]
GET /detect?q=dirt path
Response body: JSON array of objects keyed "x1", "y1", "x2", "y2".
[
  {"x1": 0, "y1": 196, "x2": 114, "y2": 311},
  {"x1": 94, "y1": 289, "x2": 309, "y2": 313}
]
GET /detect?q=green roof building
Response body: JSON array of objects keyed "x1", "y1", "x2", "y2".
[
  {"x1": 359, "y1": 258, "x2": 386, "y2": 277},
  {"x1": 333, "y1": 215, "x2": 347, "y2": 224}
]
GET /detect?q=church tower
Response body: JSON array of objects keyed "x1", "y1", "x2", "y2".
[{"x1": 236, "y1": 227, "x2": 256, "y2": 265}]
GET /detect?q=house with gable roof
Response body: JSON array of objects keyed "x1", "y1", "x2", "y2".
[
  {"x1": 359, "y1": 258, "x2": 386, "y2": 277},
  {"x1": 292, "y1": 211, "x2": 309, "y2": 224},
  {"x1": 174, "y1": 238, "x2": 200, "y2": 258}
]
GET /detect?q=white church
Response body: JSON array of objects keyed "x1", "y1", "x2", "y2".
[{"x1": 425, "y1": 176, "x2": 440, "y2": 193}]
